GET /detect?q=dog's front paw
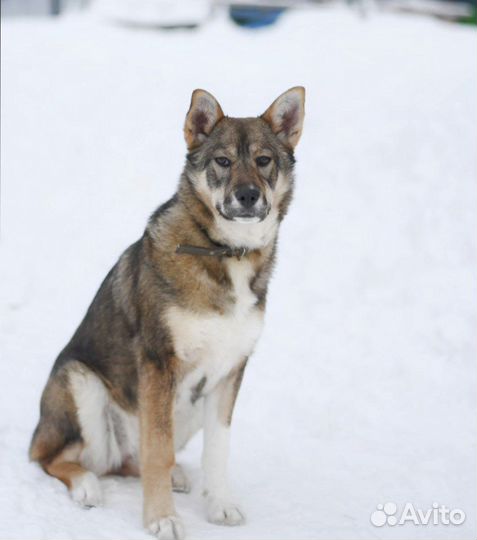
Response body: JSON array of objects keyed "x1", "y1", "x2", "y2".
[
  {"x1": 206, "y1": 496, "x2": 245, "y2": 526},
  {"x1": 148, "y1": 516, "x2": 185, "y2": 540}
]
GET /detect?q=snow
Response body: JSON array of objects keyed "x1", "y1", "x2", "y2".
[{"x1": 1, "y1": 5, "x2": 476, "y2": 540}]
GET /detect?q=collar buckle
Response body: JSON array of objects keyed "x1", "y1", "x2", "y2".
[{"x1": 234, "y1": 247, "x2": 248, "y2": 260}]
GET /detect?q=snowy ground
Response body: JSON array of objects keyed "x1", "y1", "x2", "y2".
[{"x1": 1, "y1": 5, "x2": 476, "y2": 540}]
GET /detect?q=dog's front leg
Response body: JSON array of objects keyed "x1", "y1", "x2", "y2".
[
  {"x1": 139, "y1": 359, "x2": 184, "y2": 540},
  {"x1": 202, "y1": 361, "x2": 247, "y2": 526}
]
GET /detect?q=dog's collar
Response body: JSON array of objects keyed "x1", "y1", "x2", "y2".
[{"x1": 175, "y1": 244, "x2": 248, "y2": 260}]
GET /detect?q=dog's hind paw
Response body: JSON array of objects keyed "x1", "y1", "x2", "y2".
[
  {"x1": 148, "y1": 516, "x2": 185, "y2": 540},
  {"x1": 172, "y1": 464, "x2": 190, "y2": 493},
  {"x1": 70, "y1": 471, "x2": 103, "y2": 508},
  {"x1": 206, "y1": 496, "x2": 245, "y2": 526}
]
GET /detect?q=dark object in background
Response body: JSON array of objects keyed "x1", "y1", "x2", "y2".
[
  {"x1": 379, "y1": 0, "x2": 476, "y2": 23},
  {"x1": 229, "y1": 5, "x2": 286, "y2": 27}
]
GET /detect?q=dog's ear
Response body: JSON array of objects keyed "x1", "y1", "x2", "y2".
[
  {"x1": 184, "y1": 89, "x2": 224, "y2": 149},
  {"x1": 261, "y1": 87, "x2": 305, "y2": 149}
]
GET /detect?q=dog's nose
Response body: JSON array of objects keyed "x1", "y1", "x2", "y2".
[{"x1": 235, "y1": 185, "x2": 260, "y2": 209}]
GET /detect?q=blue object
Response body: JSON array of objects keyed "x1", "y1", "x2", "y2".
[{"x1": 229, "y1": 6, "x2": 286, "y2": 28}]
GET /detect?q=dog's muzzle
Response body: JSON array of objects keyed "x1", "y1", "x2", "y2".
[{"x1": 218, "y1": 184, "x2": 269, "y2": 222}]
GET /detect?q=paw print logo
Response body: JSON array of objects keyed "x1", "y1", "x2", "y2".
[{"x1": 370, "y1": 502, "x2": 398, "y2": 527}]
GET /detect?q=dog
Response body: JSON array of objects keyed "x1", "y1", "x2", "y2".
[{"x1": 29, "y1": 86, "x2": 305, "y2": 540}]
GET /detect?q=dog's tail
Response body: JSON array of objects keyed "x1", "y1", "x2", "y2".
[
  {"x1": 29, "y1": 365, "x2": 81, "y2": 466},
  {"x1": 29, "y1": 419, "x2": 63, "y2": 465}
]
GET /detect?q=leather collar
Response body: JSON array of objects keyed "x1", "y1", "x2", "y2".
[{"x1": 175, "y1": 244, "x2": 248, "y2": 260}]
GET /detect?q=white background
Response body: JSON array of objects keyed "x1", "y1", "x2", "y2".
[{"x1": 1, "y1": 5, "x2": 476, "y2": 539}]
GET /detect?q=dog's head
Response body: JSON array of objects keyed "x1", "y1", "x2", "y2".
[{"x1": 183, "y1": 88, "x2": 305, "y2": 238}]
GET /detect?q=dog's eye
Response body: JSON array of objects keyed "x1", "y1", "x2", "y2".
[
  {"x1": 256, "y1": 156, "x2": 271, "y2": 167},
  {"x1": 215, "y1": 157, "x2": 231, "y2": 168}
]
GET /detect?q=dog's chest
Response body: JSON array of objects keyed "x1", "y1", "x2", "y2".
[{"x1": 166, "y1": 258, "x2": 264, "y2": 394}]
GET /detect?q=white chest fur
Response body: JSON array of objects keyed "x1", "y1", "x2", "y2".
[
  {"x1": 69, "y1": 260, "x2": 265, "y2": 472},
  {"x1": 166, "y1": 257, "x2": 264, "y2": 395}
]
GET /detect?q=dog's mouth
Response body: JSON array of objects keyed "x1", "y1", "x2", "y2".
[
  {"x1": 216, "y1": 205, "x2": 269, "y2": 223},
  {"x1": 232, "y1": 216, "x2": 261, "y2": 224}
]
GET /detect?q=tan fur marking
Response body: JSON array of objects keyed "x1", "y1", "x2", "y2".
[
  {"x1": 43, "y1": 442, "x2": 84, "y2": 489},
  {"x1": 217, "y1": 360, "x2": 248, "y2": 426},
  {"x1": 29, "y1": 366, "x2": 80, "y2": 464},
  {"x1": 139, "y1": 360, "x2": 177, "y2": 525}
]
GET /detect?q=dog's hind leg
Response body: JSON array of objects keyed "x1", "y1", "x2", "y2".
[
  {"x1": 44, "y1": 443, "x2": 103, "y2": 507},
  {"x1": 29, "y1": 361, "x2": 104, "y2": 507}
]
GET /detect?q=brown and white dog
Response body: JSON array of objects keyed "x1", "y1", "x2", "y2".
[{"x1": 29, "y1": 87, "x2": 305, "y2": 540}]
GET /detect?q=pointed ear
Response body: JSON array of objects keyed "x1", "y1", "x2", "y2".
[
  {"x1": 261, "y1": 87, "x2": 305, "y2": 149},
  {"x1": 184, "y1": 89, "x2": 224, "y2": 149}
]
